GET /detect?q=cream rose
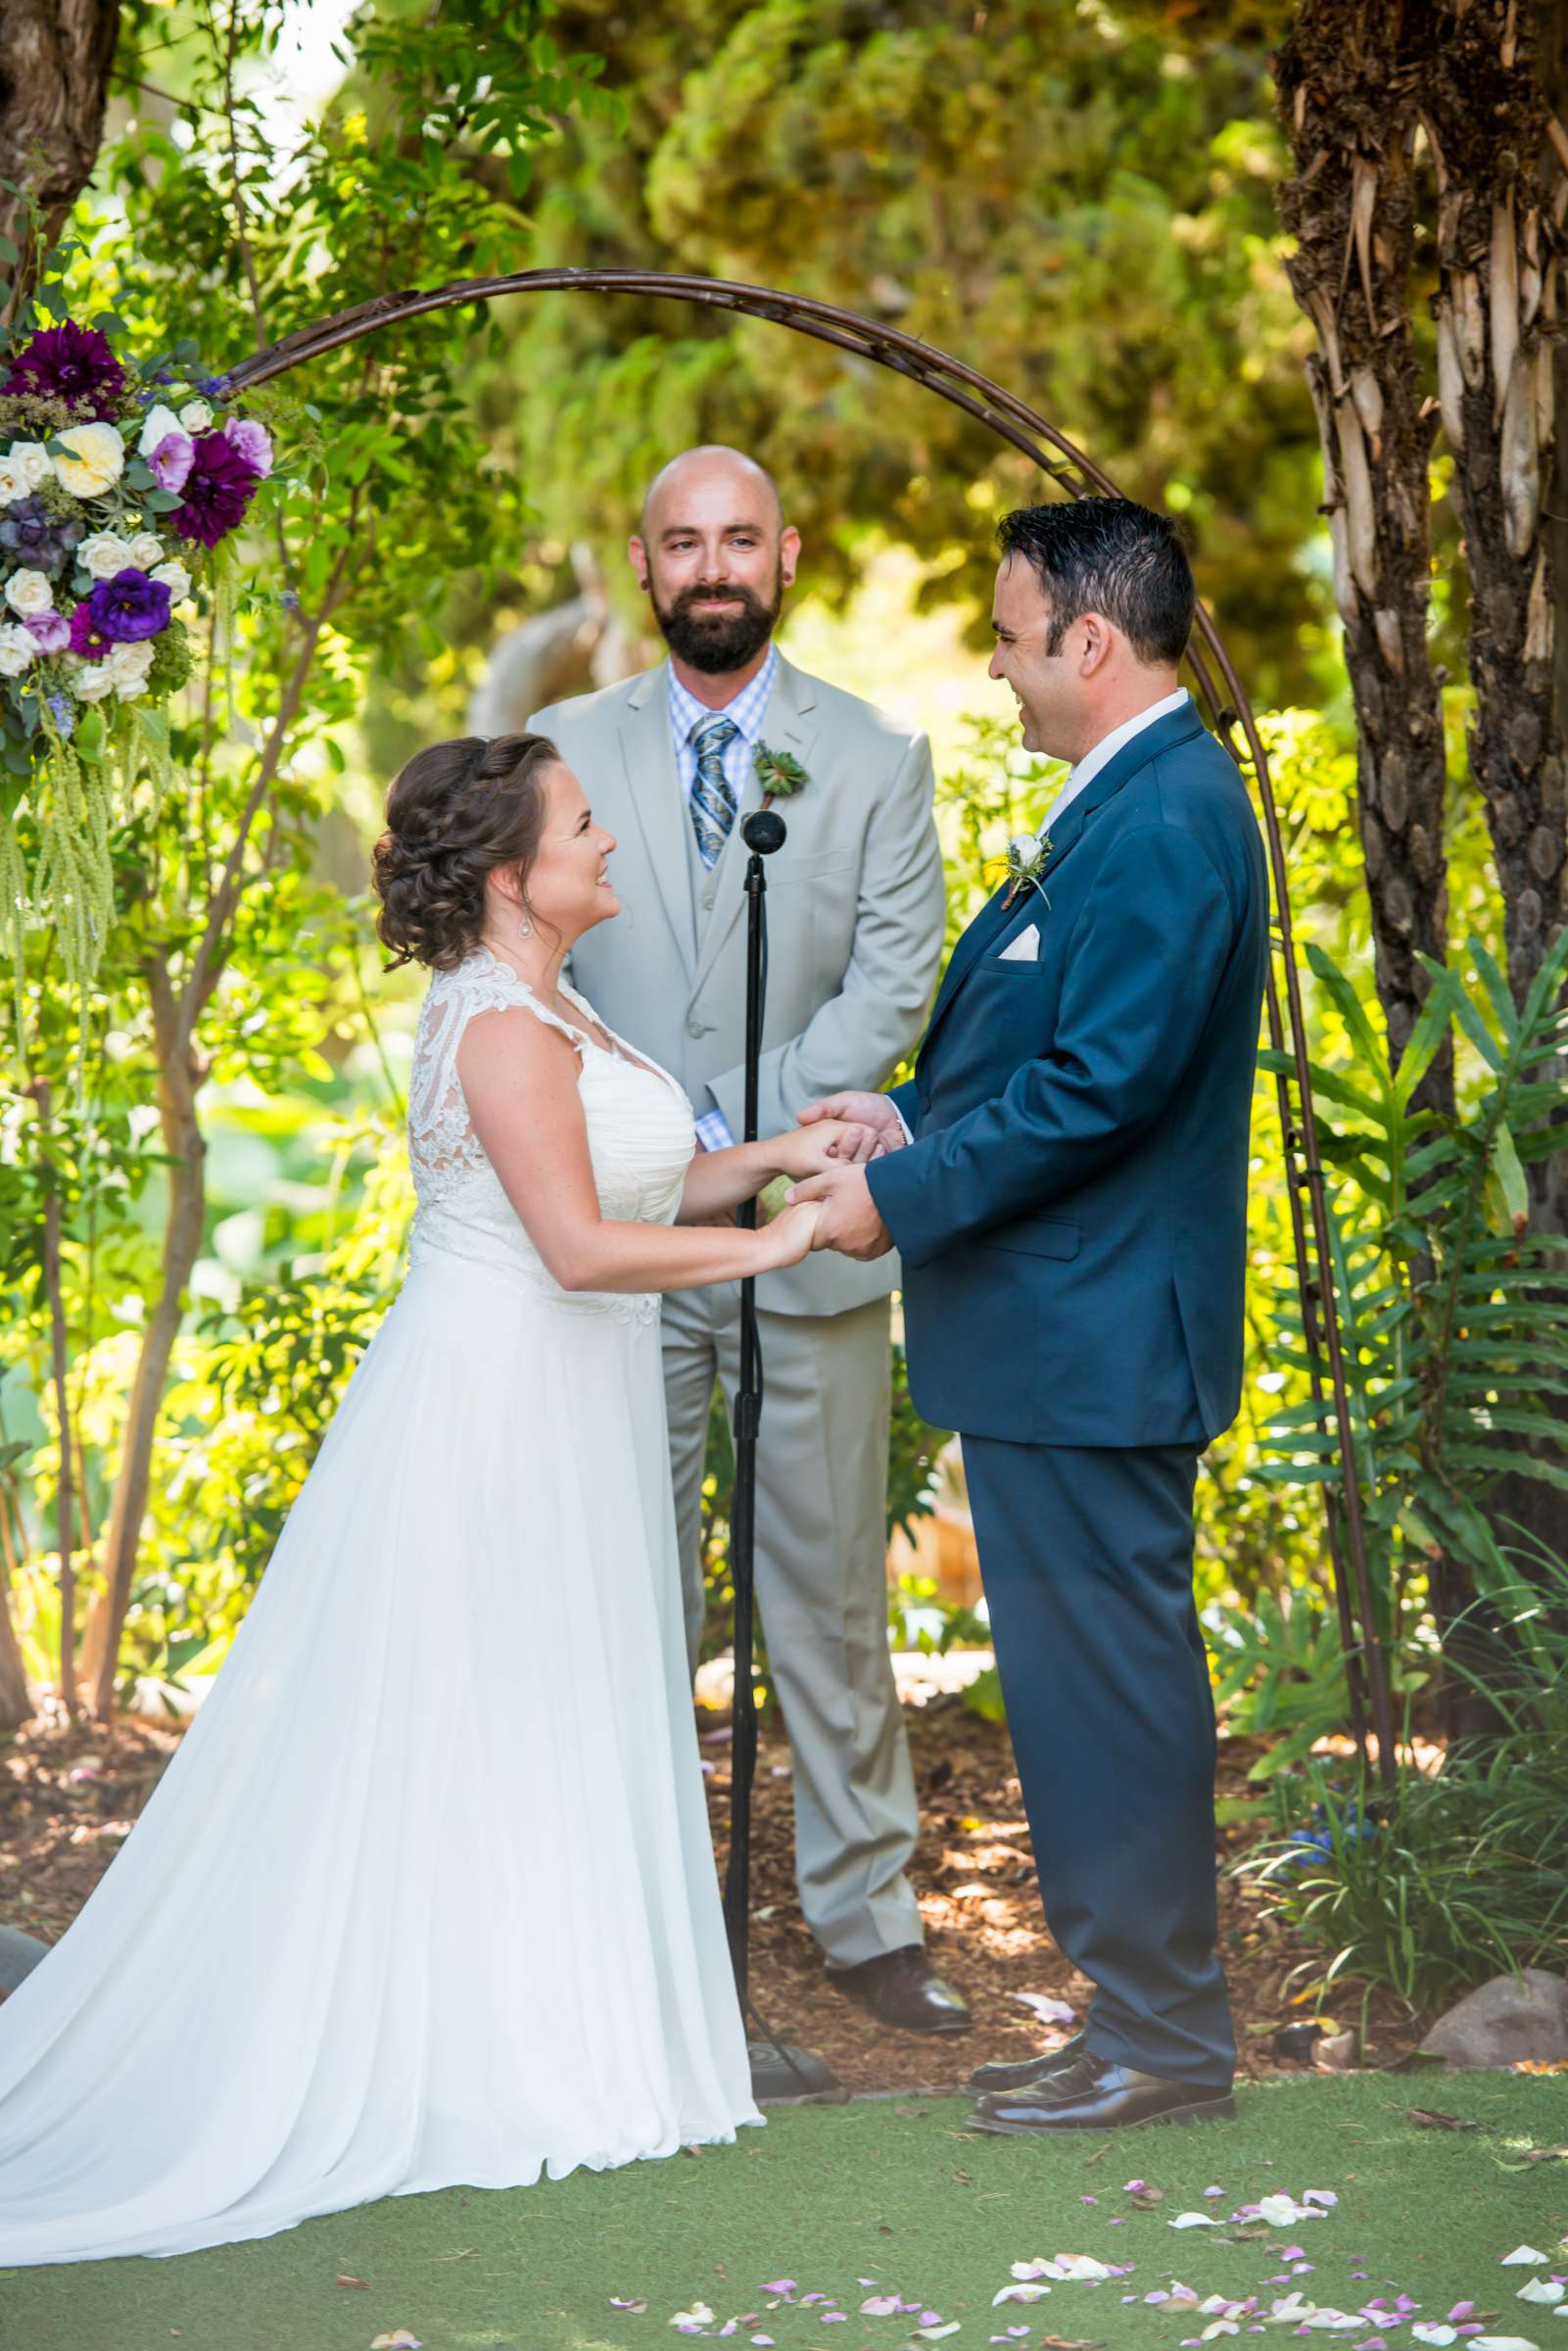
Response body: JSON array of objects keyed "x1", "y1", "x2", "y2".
[
  {"x1": 71, "y1": 658, "x2": 118, "y2": 703},
  {"x1": 0, "y1": 441, "x2": 52, "y2": 505},
  {"x1": 125, "y1": 531, "x2": 165, "y2": 570},
  {"x1": 4, "y1": 568, "x2": 55, "y2": 617},
  {"x1": 53, "y1": 422, "x2": 126, "y2": 500},
  {"x1": 79, "y1": 531, "x2": 138, "y2": 581},
  {"x1": 151, "y1": 557, "x2": 193, "y2": 603},
  {"x1": 178, "y1": 398, "x2": 214, "y2": 433},
  {"x1": 105, "y1": 640, "x2": 157, "y2": 700},
  {"x1": 0, "y1": 622, "x2": 37, "y2": 678},
  {"x1": 138, "y1": 404, "x2": 184, "y2": 458}
]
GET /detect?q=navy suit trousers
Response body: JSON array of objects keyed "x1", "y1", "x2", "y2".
[{"x1": 962, "y1": 1437, "x2": 1236, "y2": 2088}]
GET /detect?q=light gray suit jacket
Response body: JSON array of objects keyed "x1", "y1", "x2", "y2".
[{"x1": 531, "y1": 650, "x2": 945, "y2": 1315}]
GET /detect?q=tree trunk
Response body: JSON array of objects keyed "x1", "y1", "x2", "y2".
[
  {"x1": 1427, "y1": 1, "x2": 1568, "y2": 1577},
  {"x1": 79, "y1": 961, "x2": 206, "y2": 1719},
  {"x1": 1275, "y1": 0, "x2": 1453, "y2": 1102},
  {"x1": 0, "y1": 0, "x2": 119, "y2": 285},
  {"x1": 0, "y1": 1485, "x2": 33, "y2": 1736}
]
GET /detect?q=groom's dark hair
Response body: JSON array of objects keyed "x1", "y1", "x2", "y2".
[{"x1": 997, "y1": 498, "x2": 1194, "y2": 667}]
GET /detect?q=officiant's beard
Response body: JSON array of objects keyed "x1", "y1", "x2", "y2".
[{"x1": 652, "y1": 570, "x2": 783, "y2": 673}]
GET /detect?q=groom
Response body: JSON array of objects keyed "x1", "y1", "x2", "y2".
[{"x1": 794, "y1": 498, "x2": 1267, "y2": 2131}]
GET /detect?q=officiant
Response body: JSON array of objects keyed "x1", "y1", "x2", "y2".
[{"x1": 530, "y1": 446, "x2": 967, "y2": 2037}]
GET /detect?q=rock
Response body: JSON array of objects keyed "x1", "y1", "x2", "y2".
[
  {"x1": 1314, "y1": 2031, "x2": 1358, "y2": 2072},
  {"x1": 1418, "y1": 1970, "x2": 1568, "y2": 2069},
  {"x1": 0, "y1": 1925, "x2": 48, "y2": 1995}
]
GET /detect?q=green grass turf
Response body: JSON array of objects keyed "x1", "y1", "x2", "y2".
[{"x1": 4, "y1": 2075, "x2": 1568, "y2": 2351}]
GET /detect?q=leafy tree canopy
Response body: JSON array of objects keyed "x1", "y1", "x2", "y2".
[{"x1": 484, "y1": 0, "x2": 1326, "y2": 701}]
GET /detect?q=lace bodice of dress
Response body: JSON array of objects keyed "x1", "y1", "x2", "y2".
[{"x1": 405, "y1": 946, "x2": 696, "y2": 1322}]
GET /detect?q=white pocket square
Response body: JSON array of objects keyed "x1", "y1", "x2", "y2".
[{"x1": 998, "y1": 923, "x2": 1041, "y2": 963}]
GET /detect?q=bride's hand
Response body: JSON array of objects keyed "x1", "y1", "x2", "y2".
[
  {"x1": 758, "y1": 1199, "x2": 822, "y2": 1268},
  {"x1": 776, "y1": 1119, "x2": 881, "y2": 1178}
]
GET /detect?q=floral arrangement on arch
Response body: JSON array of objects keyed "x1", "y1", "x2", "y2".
[{"x1": 0, "y1": 312, "x2": 276, "y2": 987}]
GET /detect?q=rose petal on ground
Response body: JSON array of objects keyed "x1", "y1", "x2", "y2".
[
  {"x1": 861, "y1": 2297, "x2": 902, "y2": 2318},
  {"x1": 1173, "y1": 2215, "x2": 1220, "y2": 2230},
  {"x1": 1013, "y1": 1993, "x2": 1077, "y2": 2026},
  {"x1": 1519, "y1": 2289, "x2": 1566, "y2": 2310},
  {"x1": 1504, "y1": 2255, "x2": 1551, "y2": 2269},
  {"x1": 994, "y1": 2285, "x2": 1051, "y2": 2306},
  {"x1": 1412, "y1": 2327, "x2": 1458, "y2": 2345}
]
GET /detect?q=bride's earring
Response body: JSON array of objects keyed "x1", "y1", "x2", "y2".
[{"x1": 516, "y1": 912, "x2": 533, "y2": 938}]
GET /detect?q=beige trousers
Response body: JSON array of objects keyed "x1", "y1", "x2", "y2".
[{"x1": 659, "y1": 1285, "x2": 924, "y2": 1968}]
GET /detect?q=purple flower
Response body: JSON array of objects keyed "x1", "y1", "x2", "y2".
[
  {"x1": 0, "y1": 494, "x2": 84, "y2": 577},
  {"x1": 87, "y1": 568, "x2": 171, "y2": 644},
  {"x1": 68, "y1": 601, "x2": 114, "y2": 660},
  {"x1": 45, "y1": 691, "x2": 74, "y2": 735},
  {"x1": 4, "y1": 320, "x2": 126, "y2": 412},
  {"x1": 169, "y1": 429, "x2": 259, "y2": 547},
  {"x1": 223, "y1": 415, "x2": 273, "y2": 477},
  {"x1": 25, "y1": 610, "x2": 71, "y2": 653},
  {"x1": 148, "y1": 431, "x2": 195, "y2": 493}
]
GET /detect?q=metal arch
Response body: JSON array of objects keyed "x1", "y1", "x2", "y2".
[{"x1": 225, "y1": 265, "x2": 1397, "y2": 1782}]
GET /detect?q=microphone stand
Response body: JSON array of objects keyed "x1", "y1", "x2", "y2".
[{"x1": 722, "y1": 806, "x2": 842, "y2": 2106}]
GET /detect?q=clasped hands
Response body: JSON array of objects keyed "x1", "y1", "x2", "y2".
[{"x1": 784, "y1": 1091, "x2": 905, "y2": 1261}]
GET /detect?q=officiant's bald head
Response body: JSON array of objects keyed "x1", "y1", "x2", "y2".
[
  {"x1": 637, "y1": 445, "x2": 784, "y2": 543},
  {"x1": 631, "y1": 445, "x2": 799, "y2": 680}
]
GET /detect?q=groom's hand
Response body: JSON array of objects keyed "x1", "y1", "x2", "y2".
[
  {"x1": 797, "y1": 1091, "x2": 907, "y2": 1160},
  {"x1": 785, "y1": 1164, "x2": 893, "y2": 1261}
]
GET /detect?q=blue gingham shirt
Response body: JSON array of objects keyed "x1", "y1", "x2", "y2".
[{"x1": 666, "y1": 645, "x2": 779, "y2": 1151}]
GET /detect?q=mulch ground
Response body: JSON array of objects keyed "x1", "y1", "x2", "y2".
[{"x1": 0, "y1": 1693, "x2": 1425, "y2": 2087}]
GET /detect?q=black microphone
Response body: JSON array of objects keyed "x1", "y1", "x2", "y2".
[{"x1": 741, "y1": 809, "x2": 786, "y2": 856}]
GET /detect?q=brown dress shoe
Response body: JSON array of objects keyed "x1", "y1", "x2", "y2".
[
  {"x1": 969, "y1": 2051, "x2": 1236, "y2": 2134},
  {"x1": 967, "y1": 2030, "x2": 1086, "y2": 2095},
  {"x1": 826, "y1": 1946, "x2": 972, "y2": 2035}
]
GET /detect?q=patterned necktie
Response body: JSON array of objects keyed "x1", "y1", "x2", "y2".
[{"x1": 689, "y1": 714, "x2": 740, "y2": 868}]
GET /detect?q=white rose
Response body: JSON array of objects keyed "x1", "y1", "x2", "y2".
[
  {"x1": 71, "y1": 659, "x2": 118, "y2": 702},
  {"x1": 138, "y1": 403, "x2": 184, "y2": 457},
  {"x1": 1009, "y1": 830, "x2": 1042, "y2": 865},
  {"x1": 151, "y1": 557, "x2": 193, "y2": 603},
  {"x1": 178, "y1": 398, "x2": 214, "y2": 433},
  {"x1": 0, "y1": 621, "x2": 36, "y2": 677},
  {"x1": 0, "y1": 441, "x2": 52, "y2": 504},
  {"x1": 53, "y1": 421, "x2": 125, "y2": 500},
  {"x1": 79, "y1": 531, "x2": 137, "y2": 581},
  {"x1": 105, "y1": 639, "x2": 157, "y2": 699},
  {"x1": 125, "y1": 531, "x2": 164, "y2": 570},
  {"x1": 4, "y1": 568, "x2": 54, "y2": 617}
]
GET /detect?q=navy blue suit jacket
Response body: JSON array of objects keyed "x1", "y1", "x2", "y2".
[{"x1": 867, "y1": 700, "x2": 1267, "y2": 1449}]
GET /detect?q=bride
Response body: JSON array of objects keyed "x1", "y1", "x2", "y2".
[{"x1": 0, "y1": 730, "x2": 871, "y2": 2267}]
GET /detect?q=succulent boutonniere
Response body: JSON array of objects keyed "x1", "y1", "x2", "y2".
[
  {"x1": 754, "y1": 742, "x2": 810, "y2": 801},
  {"x1": 1002, "y1": 827, "x2": 1053, "y2": 909}
]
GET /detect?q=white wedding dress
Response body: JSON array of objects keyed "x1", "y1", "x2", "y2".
[{"x1": 0, "y1": 946, "x2": 759, "y2": 2267}]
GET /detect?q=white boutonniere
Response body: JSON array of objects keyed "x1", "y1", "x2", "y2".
[{"x1": 1002, "y1": 827, "x2": 1053, "y2": 909}]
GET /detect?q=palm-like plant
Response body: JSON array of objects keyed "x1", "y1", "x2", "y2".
[{"x1": 1259, "y1": 927, "x2": 1568, "y2": 1686}]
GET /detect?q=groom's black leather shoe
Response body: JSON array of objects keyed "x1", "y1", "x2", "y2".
[
  {"x1": 967, "y1": 2029, "x2": 1086, "y2": 2095},
  {"x1": 968, "y1": 2051, "x2": 1236, "y2": 2134},
  {"x1": 826, "y1": 1946, "x2": 972, "y2": 2035}
]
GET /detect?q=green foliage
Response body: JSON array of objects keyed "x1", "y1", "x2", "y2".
[
  {"x1": 1259, "y1": 929, "x2": 1568, "y2": 1644},
  {"x1": 1246, "y1": 1552, "x2": 1568, "y2": 2012},
  {"x1": 1245, "y1": 1746, "x2": 1568, "y2": 2017},
  {"x1": 497, "y1": 0, "x2": 1339, "y2": 703}
]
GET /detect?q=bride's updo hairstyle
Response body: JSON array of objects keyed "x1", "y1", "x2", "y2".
[{"x1": 373, "y1": 732, "x2": 561, "y2": 972}]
